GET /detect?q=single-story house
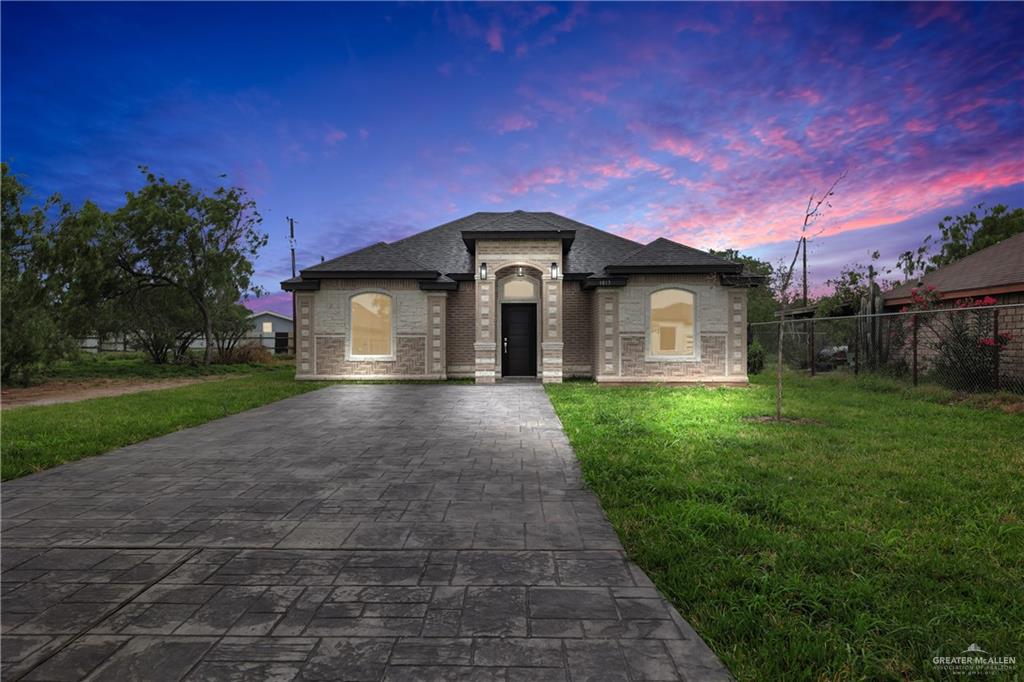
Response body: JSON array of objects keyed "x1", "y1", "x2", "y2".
[
  {"x1": 248, "y1": 310, "x2": 293, "y2": 354},
  {"x1": 282, "y1": 211, "x2": 761, "y2": 383},
  {"x1": 883, "y1": 232, "x2": 1024, "y2": 307}
]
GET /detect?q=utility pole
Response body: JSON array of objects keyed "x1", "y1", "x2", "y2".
[
  {"x1": 288, "y1": 217, "x2": 297, "y2": 354},
  {"x1": 801, "y1": 237, "x2": 808, "y2": 306}
]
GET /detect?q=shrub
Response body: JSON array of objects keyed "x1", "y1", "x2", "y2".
[
  {"x1": 222, "y1": 342, "x2": 272, "y2": 364},
  {"x1": 747, "y1": 339, "x2": 765, "y2": 375}
]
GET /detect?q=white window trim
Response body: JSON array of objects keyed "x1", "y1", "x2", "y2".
[
  {"x1": 645, "y1": 286, "x2": 700, "y2": 362},
  {"x1": 347, "y1": 290, "x2": 397, "y2": 361}
]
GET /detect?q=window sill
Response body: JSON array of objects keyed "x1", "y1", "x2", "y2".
[{"x1": 348, "y1": 355, "x2": 396, "y2": 362}]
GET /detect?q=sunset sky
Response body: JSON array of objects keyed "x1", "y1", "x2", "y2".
[{"x1": 3, "y1": 2, "x2": 1022, "y2": 315}]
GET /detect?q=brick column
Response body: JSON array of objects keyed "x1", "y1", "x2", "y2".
[
  {"x1": 295, "y1": 292, "x2": 314, "y2": 377},
  {"x1": 728, "y1": 290, "x2": 747, "y2": 378},
  {"x1": 595, "y1": 290, "x2": 619, "y2": 381},
  {"x1": 541, "y1": 272, "x2": 563, "y2": 383},
  {"x1": 427, "y1": 293, "x2": 447, "y2": 379},
  {"x1": 474, "y1": 272, "x2": 497, "y2": 384}
]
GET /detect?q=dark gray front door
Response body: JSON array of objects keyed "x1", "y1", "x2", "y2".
[{"x1": 501, "y1": 303, "x2": 536, "y2": 377}]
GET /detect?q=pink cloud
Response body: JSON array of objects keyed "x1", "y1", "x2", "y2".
[
  {"x1": 486, "y1": 22, "x2": 504, "y2": 52},
  {"x1": 791, "y1": 88, "x2": 823, "y2": 106},
  {"x1": 508, "y1": 165, "x2": 572, "y2": 195},
  {"x1": 905, "y1": 118, "x2": 937, "y2": 134},
  {"x1": 324, "y1": 127, "x2": 348, "y2": 145},
  {"x1": 652, "y1": 134, "x2": 706, "y2": 162},
  {"x1": 245, "y1": 291, "x2": 293, "y2": 317},
  {"x1": 359, "y1": 128, "x2": 370, "y2": 140},
  {"x1": 878, "y1": 33, "x2": 901, "y2": 49},
  {"x1": 495, "y1": 113, "x2": 537, "y2": 134}
]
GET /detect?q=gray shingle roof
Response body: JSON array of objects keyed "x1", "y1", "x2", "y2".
[
  {"x1": 606, "y1": 238, "x2": 742, "y2": 273},
  {"x1": 304, "y1": 241, "x2": 436, "y2": 275},
  {"x1": 295, "y1": 211, "x2": 737, "y2": 281},
  {"x1": 884, "y1": 232, "x2": 1024, "y2": 300}
]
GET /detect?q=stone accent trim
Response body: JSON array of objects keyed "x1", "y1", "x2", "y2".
[
  {"x1": 295, "y1": 292, "x2": 315, "y2": 376},
  {"x1": 620, "y1": 333, "x2": 727, "y2": 379},
  {"x1": 427, "y1": 293, "x2": 447, "y2": 378},
  {"x1": 474, "y1": 341, "x2": 497, "y2": 383},
  {"x1": 594, "y1": 290, "x2": 620, "y2": 379},
  {"x1": 312, "y1": 334, "x2": 434, "y2": 379},
  {"x1": 474, "y1": 241, "x2": 563, "y2": 383},
  {"x1": 728, "y1": 289, "x2": 748, "y2": 378}
]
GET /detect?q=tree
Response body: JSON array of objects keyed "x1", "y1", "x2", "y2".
[
  {"x1": 816, "y1": 251, "x2": 896, "y2": 318},
  {"x1": 708, "y1": 249, "x2": 776, "y2": 323},
  {"x1": 2, "y1": 165, "x2": 65, "y2": 383},
  {"x1": 899, "y1": 204, "x2": 1023, "y2": 280},
  {"x1": 211, "y1": 303, "x2": 253, "y2": 362},
  {"x1": 1, "y1": 164, "x2": 110, "y2": 383},
  {"x1": 774, "y1": 171, "x2": 846, "y2": 420},
  {"x1": 107, "y1": 169, "x2": 266, "y2": 364},
  {"x1": 121, "y1": 287, "x2": 203, "y2": 364}
]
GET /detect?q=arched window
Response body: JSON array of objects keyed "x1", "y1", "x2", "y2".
[
  {"x1": 649, "y1": 289, "x2": 695, "y2": 357},
  {"x1": 350, "y1": 293, "x2": 392, "y2": 357},
  {"x1": 502, "y1": 278, "x2": 537, "y2": 300}
]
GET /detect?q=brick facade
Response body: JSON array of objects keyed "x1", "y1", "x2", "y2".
[
  {"x1": 562, "y1": 281, "x2": 593, "y2": 377},
  {"x1": 445, "y1": 282, "x2": 476, "y2": 377},
  {"x1": 594, "y1": 275, "x2": 748, "y2": 383},
  {"x1": 294, "y1": 252, "x2": 752, "y2": 384}
]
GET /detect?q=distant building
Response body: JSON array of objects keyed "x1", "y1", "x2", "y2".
[{"x1": 248, "y1": 311, "x2": 293, "y2": 354}]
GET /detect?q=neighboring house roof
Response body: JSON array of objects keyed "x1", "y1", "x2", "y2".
[
  {"x1": 283, "y1": 210, "x2": 756, "y2": 291},
  {"x1": 884, "y1": 232, "x2": 1024, "y2": 302},
  {"x1": 248, "y1": 310, "x2": 293, "y2": 323}
]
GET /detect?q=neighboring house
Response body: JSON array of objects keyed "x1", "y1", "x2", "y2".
[
  {"x1": 883, "y1": 232, "x2": 1024, "y2": 307},
  {"x1": 282, "y1": 211, "x2": 761, "y2": 383},
  {"x1": 248, "y1": 311, "x2": 293, "y2": 354},
  {"x1": 884, "y1": 231, "x2": 1024, "y2": 381}
]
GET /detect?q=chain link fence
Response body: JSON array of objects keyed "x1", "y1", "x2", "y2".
[
  {"x1": 79, "y1": 334, "x2": 295, "y2": 356},
  {"x1": 749, "y1": 303, "x2": 1024, "y2": 394}
]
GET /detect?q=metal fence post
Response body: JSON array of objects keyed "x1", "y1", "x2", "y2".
[
  {"x1": 911, "y1": 314, "x2": 919, "y2": 386},
  {"x1": 809, "y1": 320, "x2": 816, "y2": 376},
  {"x1": 993, "y1": 308, "x2": 1000, "y2": 391},
  {"x1": 854, "y1": 316, "x2": 860, "y2": 375}
]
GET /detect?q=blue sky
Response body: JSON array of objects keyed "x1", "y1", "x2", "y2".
[{"x1": 3, "y1": 2, "x2": 1022, "y2": 314}]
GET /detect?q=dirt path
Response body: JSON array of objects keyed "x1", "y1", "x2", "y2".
[{"x1": 1, "y1": 376, "x2": 232, "y2": 409}]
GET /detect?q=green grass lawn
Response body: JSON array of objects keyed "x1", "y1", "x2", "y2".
[
  {"x1": 546, "y1": 372, "x2": 1023, "y2": 681},
  {"x1": 1, "y1": 366, "x2": 332, "y2": 480}
]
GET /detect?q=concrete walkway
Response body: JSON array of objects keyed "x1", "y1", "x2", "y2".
[{"x1": 1, "y1": 385, "x2": 731, "y2": 681}]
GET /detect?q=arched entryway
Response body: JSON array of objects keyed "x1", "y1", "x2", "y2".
[{"x1": 495, "y1": 265, "x2": 542, "y2": 377}]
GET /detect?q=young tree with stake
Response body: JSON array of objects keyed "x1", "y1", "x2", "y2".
[{"x1": 774, "y1": 171, "x2": 846, "y2": 420}]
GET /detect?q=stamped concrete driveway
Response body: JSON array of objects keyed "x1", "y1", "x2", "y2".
[{"x1": 2, "y1": 384, "x2": 731, "y2": 681}]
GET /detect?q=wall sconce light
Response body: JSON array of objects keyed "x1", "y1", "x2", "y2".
[
  {"x1": 516, "y1": 265, "x2": 524, "y2": 278},
  {"x1": 550, "y1": 262, "x2": 559, "y2": 279},
  {"x1": 479, "y1": 262, "x2": 487, "y2": 280}
]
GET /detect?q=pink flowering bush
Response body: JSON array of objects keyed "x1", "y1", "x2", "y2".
[{"x1": 902, "y1": 287, "x2": 1007, "y2": 391}]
